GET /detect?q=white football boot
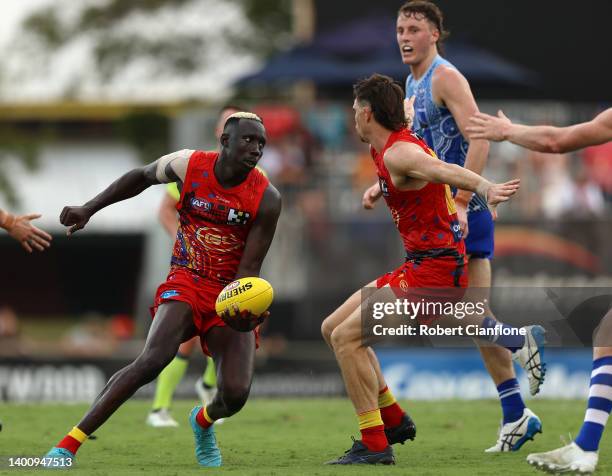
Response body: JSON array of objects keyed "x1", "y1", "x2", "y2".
[
  {"x1": 513, "y1": 325, "x2": 547, "y2": 395},
  {"x1": 146, "y1": 408, "x2": 179, "y2": 428},
  {"x1": 527, "y1": 442, "x2": 598, "y2": 474},
  {"x1": 485, "y1": 408, "x2": 542, "y2": 452}
]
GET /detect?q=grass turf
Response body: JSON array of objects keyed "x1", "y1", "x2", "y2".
[{"x1": 0, "y1": 399, "x2": 608, "y2": 475}]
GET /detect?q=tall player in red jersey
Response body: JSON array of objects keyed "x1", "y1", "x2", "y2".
[
  {"x1": 45, "y1": 112, "x2": 281, "y2": 468},
  {"x1": 322, "y1": 74, "x2": 546, "y2": 465}
]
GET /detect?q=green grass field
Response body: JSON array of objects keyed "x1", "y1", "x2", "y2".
[{"x1": 0, "y1": 399, "x2": 608, "y2": 475}]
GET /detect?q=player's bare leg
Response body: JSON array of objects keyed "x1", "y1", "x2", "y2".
[
  {"x1": 527, "y1": 312, "x2": 612, "y2": 474},
  {"x1": 365, "y1": 347, "x2": 416, "y2": 444},
  {"x1": 471, "y1": 259, "x2": 514, "y2": 383},
  {"x1": 327, "y1": 302, "x2": 395, "y2": 464},
  {"x1": 205, "y1": 327, "x2": 256, "y2": 420},
  {"x1": 148, "y1": 336, "x2": 198, "y2": 427},
  {"x1": 189, "y1": 326, "x2": 256, "y2": 467},
  {"x1": 321, "y1": 282, "x2": 415, "y2": 446},
  {"x1": 45, "y1": 301, "x2": 197, "y2": 461},
  {"x1": 470, "y1": 258, "x2": 543, "y2": 452}
]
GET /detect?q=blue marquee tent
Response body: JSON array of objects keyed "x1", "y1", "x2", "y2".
[{"x1": 238, "y1": 16, "x2": 537, "y2": 87}]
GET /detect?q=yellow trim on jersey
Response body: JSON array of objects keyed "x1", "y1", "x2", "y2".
[{"x1": 444, "y1": 184, "x2": 457, "y2": 215}]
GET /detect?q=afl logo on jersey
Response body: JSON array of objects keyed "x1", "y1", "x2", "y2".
[{"x1": 190, "y1": 197, "x2": 212, "y2": 211}]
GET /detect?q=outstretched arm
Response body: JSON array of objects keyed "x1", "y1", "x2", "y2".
[
  {"x1": 60, "y1": 149, "x2": 192, "y2": 235},
  {"x1": 467, "y1": 108, "x2": 612, "y2": 153},
  {"x1": 0, "y1": 208, "x2": 52, "y2": 252},
  {"x1": 385, "y1": 143, "x2": 519, "y2": 214}
]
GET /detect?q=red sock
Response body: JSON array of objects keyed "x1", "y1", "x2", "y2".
[
  {"x1": 380, "y1": 403, "x2": 405, "y2": 428},
  {"x1": 196, "y1": 406, "x2": 213, "y2": 429},
  {"x1": 361, "y1": 425, "x2": 388, "y2": 452},
  {"x1": 57, "y1": 436, "x2": 81, "y2": 454},
  {"x1": 378, "y1": 386, "x2": 405, "y2": 428}
]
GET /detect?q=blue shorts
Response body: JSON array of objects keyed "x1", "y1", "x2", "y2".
[{"x1": 465, "y1": 209, "x2": 494, "y2": 259}]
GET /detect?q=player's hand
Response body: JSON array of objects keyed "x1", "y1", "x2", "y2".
[
  {"x1": 404, "y1": 95, "x2": 416, "y2": 130},
  {"x1": 60, "y1": 206, "x2": 94, "y2": 236},
  {"x1": 454, "y1": 201, "x2": 469, "y2": 239},
  {"x1": 220, "y1": 304, "x2": 269, "y2": 332},
  {"x1": 7, "y1": 214, "x2": 52, "y2": 253},
  {"x1": 362, "y1": 182, "x2": 382, "y2": 210},
  {"x1": 467, "y1": 110, "x2": 512, "y2": 142},
  {"x1": 481, "y1": 179, "x2": 520, "y2": 219}
]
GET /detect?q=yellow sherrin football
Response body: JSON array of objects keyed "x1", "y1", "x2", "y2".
[{"x1": 215, "y1": 277, "x2": 274, "y2": 318}]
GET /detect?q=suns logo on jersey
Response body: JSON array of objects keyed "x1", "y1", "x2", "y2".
[{"x1": 196, "y1": 226, "x2": 244, "y2": 252}]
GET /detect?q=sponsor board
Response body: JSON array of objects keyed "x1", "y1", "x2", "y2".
[{"x1": 377, "y1": 348, "x2": 593, "y2": 400}]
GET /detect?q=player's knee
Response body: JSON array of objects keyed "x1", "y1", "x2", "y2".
[
  {"x1": 330, "y1": 326, "x2": 353, "y2": 354},
  {"x1": 134, "y1": 351, "x2": 172, "y2": 381},
  {"x1": 219, "y1": 383, "x2": 250, "y2": 415}
]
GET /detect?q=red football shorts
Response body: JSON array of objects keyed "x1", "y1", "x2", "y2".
[
  {"x1": 151, "y1": 267, "x2": 259, "y2": 356},
  {"x1": 376, "y1": 256, "x2": 468, "y2": 325}
]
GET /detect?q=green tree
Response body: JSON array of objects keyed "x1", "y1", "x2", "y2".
[{"x1": 21, "y1": 0, "x2": 292, "y2": 81}]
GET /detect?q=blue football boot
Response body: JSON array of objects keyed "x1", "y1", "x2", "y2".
[{"x1": 189, "y1": 406, "x2": 222, "y2": 467}]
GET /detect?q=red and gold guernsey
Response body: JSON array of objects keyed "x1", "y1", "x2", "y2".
[
  {"x1": 371, "y1": 129, "x2": 465, "y2": 258},
  {"x1": 171, "y1": 150, "x2": 269, "y2": 286}
]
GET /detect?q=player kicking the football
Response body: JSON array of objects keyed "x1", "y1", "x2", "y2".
[
  {"x1": 322, "y1": 74, "x2": 546, "y2": 465},
  {"x1": 45, "y1": 112, "x2": 281, "y2": 468},
  {"x1": 468, "y1": 107, "x2": 612, "y2": 474}
]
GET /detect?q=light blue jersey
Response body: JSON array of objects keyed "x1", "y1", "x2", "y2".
[
  {"x1": 406, "y1": 55, "x2": 494, "y2": 259},
  {"x1": 406, "y1": 55, "x2": 469, "y2": 168}
]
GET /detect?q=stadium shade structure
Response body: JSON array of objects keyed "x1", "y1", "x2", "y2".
[{"x1": 237, "y1": 16, "x2": 538, "y2": 88}]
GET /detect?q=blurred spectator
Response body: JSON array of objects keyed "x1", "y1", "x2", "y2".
[
  {"x1": 275, "y1": 135, "x2": 308, "y2": 186},
  {"x1": 352, "y1": 151, "x2": 378, "y2": 192},
  {"x1": 582, "y1": 142, "x2": 612, "y2": 204},
  {"x1": 0, "y1": 306, "x2": 19, "y2": 339},
  {"x1": 568, "y1": 170, "x2": 605, "y2": 218},
  {"x1": 60, "y1": 314, "x2": 118, "y2": 357},
  {"x1": 304, "y1": 102, "x2": 348, "y2": 150}
]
